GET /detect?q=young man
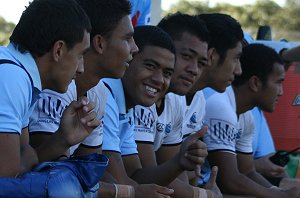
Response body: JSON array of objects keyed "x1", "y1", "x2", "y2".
[
  {"x1": 133, "y1": 13, "x2": 222, "y2": 198},
  {"x1": 29, "y1": 0, "x2": 137, "y2": 158},
  {"x1": 0, "y1": 0, "x2": 97, "y2": 178},
  {"x1": 28, "y1": 0, "x2": 141, "y2": 196},
  {"x1": 103, "y1": 25, "x2": 209, "y2": 197},
  {"x1": 203, "y1": 43, "x2": 300, "y2": 197},
  {"x1": 185, "y1": 13, "x2": 244, "y2": 187}
]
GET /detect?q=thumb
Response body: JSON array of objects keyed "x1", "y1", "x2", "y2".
[
  {"x1": 204, "y1": 166, "x2": 218, "y2": 189},
  {"x1": 187, "y1": 126, "x2": 208, "y2": 142},
  {"x1": 66, "y1": 97, "x2": 89, "y2": 114}
]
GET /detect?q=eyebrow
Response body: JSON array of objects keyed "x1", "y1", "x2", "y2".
[
  {"x1": 144, "y1": 58, "x2": 174, "y2": 71},
  {"x1": 125, "y1": 31, "x2": 134, "y2": 38}
]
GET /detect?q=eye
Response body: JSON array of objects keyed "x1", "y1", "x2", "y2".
[
  {"x1": 181, "y1": 53, "x2": 192, "y2": 60},
  {"x1": 163, "y1": 70, "x2": 173, "y2": 78}
]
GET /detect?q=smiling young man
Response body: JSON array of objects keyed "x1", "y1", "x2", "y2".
[
  {"x1": 203, "y1": 43, "x2": 300, "y2": 197},
  {"x1": 102, "y1": 25, "x2": 210, "y2": 197},
  {"x1": 131, "y1": 13, "x2": 223, "y2": 198}
]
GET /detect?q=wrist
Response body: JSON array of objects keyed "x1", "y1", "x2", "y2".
[
  {"x1": 193, "y1": 186, "x2": 208, "y2": 198},
  {"x1": 114, "y1": 184, "x2": 135, "y2": 198}
]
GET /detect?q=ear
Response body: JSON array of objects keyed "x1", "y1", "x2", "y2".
[
  {"x1": 92, "y1": 34, "x2": 106, "y2": 54},
  {"x1": 209, "y1": 48, "x2": 218, "y2": 66},
  {"x1": 52, "y1": 40, "x2": 65, "y2": 62},
  {"x1": 248, "y1": 76, "x2": 262, "y2": 93}
]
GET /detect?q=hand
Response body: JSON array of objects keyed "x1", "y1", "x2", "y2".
[
  {"x1": 178, "y1": 126, "x2": 208, "y2": 171},
  {"x1": 58, "y1": 96, "x2": 100, "y2": 147},
  {"x1": 135, "y1": 184, "x2": 174, "y2": 198},
  {"x1": 273, "y1": 186, "x2": 300, "y2": 198},
  {"x1": 254, "y1": 154, "x2": 287, "y2": 178},
  {"x1": 204, "y1": 166, "x2": 223, "y2": 198}
]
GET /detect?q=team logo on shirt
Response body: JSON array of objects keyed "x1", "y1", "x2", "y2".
[
  {"x1": 187, "y1": 112, "x2": 197, "y2": 130},
  {"x1": 156, "y1": 122, "x2": 172, "y2": 133},
  {"x1": 165, "y1": 122, "x2": 172, "y2": 133}
]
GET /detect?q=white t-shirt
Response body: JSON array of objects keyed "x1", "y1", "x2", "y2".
[
  {"x1": 181, "y1": 91, "x2": 206, "y2": 139},
  {"x1": 29, "y1": 80, "x2": 107, "y2": 153},
  {"x1": 203, "y1": 86, "x2": 255, "y2": 154},
  {"x1": 102, "y1": 78, "x2": 137, "y2": 156}
]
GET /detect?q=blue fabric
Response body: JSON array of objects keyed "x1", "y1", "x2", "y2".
[
  {"x1": 252, "y1": 107, "x2": 276, "y2": 158},
  {"x1": 0, "y1": 153, "x2": 108, "y2": 197},
  {"x1": 0, "y1": 44, "x2": 41, "y2": 133}
]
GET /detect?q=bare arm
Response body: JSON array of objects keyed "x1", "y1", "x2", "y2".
[{"x1": 208, "y1": 151, "x2": 299, "y2": 197}]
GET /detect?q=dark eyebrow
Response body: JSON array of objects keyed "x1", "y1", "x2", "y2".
[
  {"x1": 125, "y1": 31, "x2": 134, "y2": 38},
  {"x1": 144, "y1": 58, "x2": 174, "y2": 71}
]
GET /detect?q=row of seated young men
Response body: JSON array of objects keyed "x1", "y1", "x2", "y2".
[{"x1": 1, "y1": 0, "x2": 300, "y2": 197}]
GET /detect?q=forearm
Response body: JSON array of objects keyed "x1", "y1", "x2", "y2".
[
  {"x1": 20, "y1": 144, "x2": 39, "y2": 173},
  {"x1": 246, "y1": 170, "x2": 272, "y2": 188},
  {"x1": 131, "y1": 155, "x2": 183, "y2": 186},
  {"x1": 221, "y1": 173, "x2": 280, "y2": 197},
  {"x1": 168, "y1": 178, "x2": 194, "y2": 198},
  {"x1": 35, "y1": 131, "x2": 70, "y2": 162}
]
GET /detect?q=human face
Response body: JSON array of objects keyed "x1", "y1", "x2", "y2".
[
  {"x1": 49, "y1": 30, "x2": 90, "y2": 93},
  {"x1": 122, "y1": 46, "x2": 175, "y2": 108},
  {"x1": 101, "y1": 15, "x2": 138, "y2": 78},
  {"x1": 206, "y1": 42, "x2": 242, "y2": 92},
  {"x1": 169, "y1": 31, "x2": 208, "y2": 95},
  {"x1": 257, "y1": 63, "x2": 285, "y2": 112}
]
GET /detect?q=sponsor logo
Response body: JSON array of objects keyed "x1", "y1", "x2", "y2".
[
  {"x1": 38, "y1": 96, "x2": 66, "y2": 120},
  {"x1": 156, "y1": 122, "x2": 172, "y2": 133},
  {"x1": 210, "y1": 119, "x2": 241, "y2": 143}
]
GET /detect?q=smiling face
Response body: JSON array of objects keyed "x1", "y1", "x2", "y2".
[
  {"x1": 168, "y1": 31, "x2": 208, "y2": 95},
  {"x1": 257, "y1": 63, "x2": 285, "y2": 112},
  {"x1": 205, "y1": 42, "x2": 242, "y2": 92},
  {"x1": 100, "y1": 15, "x2": 138, "y2": 78},
  {"x1": 122, "y1": 45, "x2": 175, "y2": 108}
]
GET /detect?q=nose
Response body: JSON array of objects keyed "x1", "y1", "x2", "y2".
[
  {"x1": 278, "y1": 84, "x2": 283, "y2": 96},
  {"x1": 186, "y1": 60, "x2": 198, "y2": 77},
  {"x1": 152, "y1": 70, "x2": 164, "y2": 85},
  {"x1": 234, "y1": 61, "x2": 242, "y2": 76},
  {"x1": 77, "y1": 57, "x2": 84, "y2": 75},
  {"x1": 130, "y1": 38, "x2": 139, "y2": 54}
]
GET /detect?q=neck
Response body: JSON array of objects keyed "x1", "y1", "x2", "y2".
[
  {"x1": 75, "y1": 71, "x2": 101, "y2": 98},
  {"x1": 232, "y1": 86, "x2": 255, "y2": 116}
]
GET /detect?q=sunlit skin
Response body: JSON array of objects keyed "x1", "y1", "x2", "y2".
[
  {"x1": 190, "y1": 42, "x2": 243, "y2": 93},
  {"x1": 41, "y1": 31, "x2": 90, "y2": 93},
  {"x1": 256, "y1": 63, "x2": 285, "y2": 112},
  {"x1": 168, "y1": 31, "x2": 208, "y2": 96},
  {"x1": 122, "y1": 45, "x2": 175, "y2": 109}
]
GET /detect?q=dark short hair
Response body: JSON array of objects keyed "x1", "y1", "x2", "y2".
[
  {"x1": 232, "y1": 43, "x2": 283, "y2": 87},
  {"x1": 157, "y1": 12, "x2": 209, "y2": 44},
  {"x1": 10, "y1": 0, "x2": 91, "y2": 57},
  {"x1": 197, "y1": 13, "x2": 243, "y2": 65},
  {"x1": 76, "y1": 0, "x2": 131, "y2": 40},
  {"x1": 133, "y1": 25, "x2": 176, "y2": 56}
]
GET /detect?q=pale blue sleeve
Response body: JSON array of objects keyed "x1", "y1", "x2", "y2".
[
  {"x1": 102, "y1": 90, "x2": 121, "y2": 153},
  {"x1": 252, "y1": 107, "x2": 276, "y2": 158},
  {"x1": 0, "y1": 66, "x2": 31, "y2": 134}
]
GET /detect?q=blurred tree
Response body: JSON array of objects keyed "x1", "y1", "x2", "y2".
[
  {"x1": 0, "y1": 16, "x2": 15, "y2": 46},
  {"x1": 165, "y1": 0, "x2": 300, "y2": 41}
]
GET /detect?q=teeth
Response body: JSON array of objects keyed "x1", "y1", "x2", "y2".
[{"x1": 146, "y1": 85, "x2": 157, "y2": 93}]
